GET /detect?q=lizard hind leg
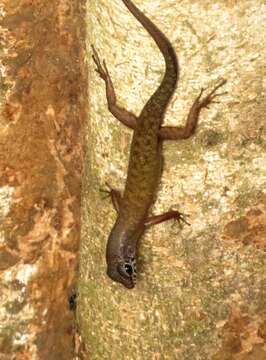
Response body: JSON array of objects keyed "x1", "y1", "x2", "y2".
[{"x1": 100, "y1": 182, "x2": 122, "y2": 214}]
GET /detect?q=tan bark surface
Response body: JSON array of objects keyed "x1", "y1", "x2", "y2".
[{"x1": 80, "y1": 0, "x2": 265, "y2": 359}]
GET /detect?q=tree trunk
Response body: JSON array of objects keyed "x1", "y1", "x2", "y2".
[
  {"x1": 79, "y1": 1, "x2": 265, "y2": 359},
  {"x1": 0, "y1": 1, "x2": 87, "y2": 359}
]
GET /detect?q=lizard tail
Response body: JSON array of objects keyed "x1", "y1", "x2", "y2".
[{"x1": 121, "y1": 0, "x2": 179, "y2": 113}]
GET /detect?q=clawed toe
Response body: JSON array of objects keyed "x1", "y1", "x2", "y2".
[
  {"x1": 99, "y1": 183, "x2": 112, "y2": 199},
  {"x1": 91, "y1": 45, "x2": 109, "y2": 80},
  {"x1": 174, "y1": 211, "x2": 191, "y2": 226},
  {"x1": 197, "y1": 79, "x2": 227, "y2": 108}
]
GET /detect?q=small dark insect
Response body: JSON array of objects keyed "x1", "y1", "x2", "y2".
[{"x1": 68, "y1": 291, "x2": 77, "y2": 311}]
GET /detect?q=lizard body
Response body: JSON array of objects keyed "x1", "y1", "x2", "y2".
[{"x1": 92, "y1": 0, "x2": 226, "y2": 289}]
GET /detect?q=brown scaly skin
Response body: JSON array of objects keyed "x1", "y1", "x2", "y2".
[{"x1": 92, "y1": 0, "x2": 227, "y2": 289}]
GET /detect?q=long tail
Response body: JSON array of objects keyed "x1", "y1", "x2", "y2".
[{"x1": 121, "y1": 0, "x2": 179, "y2": 116}]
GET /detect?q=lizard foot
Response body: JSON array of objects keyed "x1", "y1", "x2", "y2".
[
  {"x1": 197, "y1": 79, "x2": 227, "y2": 109},
  {"x1": 171, "y1": 210, "x2": 191, "y2": 227},
  {"x1": 91, "y1": 45, "x2": 110, "y2": 81},
  {"x1": 99, "y1": 182, "x2": 113, "y2": 200}
]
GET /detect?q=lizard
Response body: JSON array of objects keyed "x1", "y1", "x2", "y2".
[{"x1": 91, "y1": 0, "x2": 226, "y2": 289}]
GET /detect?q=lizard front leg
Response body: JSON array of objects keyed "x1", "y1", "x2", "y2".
[
  {"x1": 159, "y1": 79, "x2": 227, "y2": 140},
  {"x1": 91, "y1": 45, "x2": 137, "y2": 129}
]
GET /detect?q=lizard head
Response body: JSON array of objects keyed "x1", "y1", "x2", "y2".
[
  {"x1": 106, "y1": 219, "x2": 143, "y2": 289},
  {"x1": 107, "y1": 256, "x2": 137, "y2": 289}
]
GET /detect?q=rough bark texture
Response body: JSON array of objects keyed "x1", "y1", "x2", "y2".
[
  {"x1": 0, "y1": 0, "x2": 87, "y2": 359},
  {"x1": 80, "y1": 0, "x2": 265, "y2": 359}
]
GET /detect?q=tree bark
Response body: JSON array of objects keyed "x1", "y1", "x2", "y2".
[
  {"x1": 79, "y1": 1, "x2": 266, "y2": 359},
  {"x1": 0, "y1": 1, "x2": 87, "y2": 359}
]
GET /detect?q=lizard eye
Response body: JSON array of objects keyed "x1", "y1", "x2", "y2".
[
  {"x1": 125, "y1": 264, "x2": 133, "y2": 276},
  {"x1": 117, "y1": 259, "x2": 137, "y2": 281},
  {"x1": 117, "y1": 263, "x2": 132, "y2": 278}
]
